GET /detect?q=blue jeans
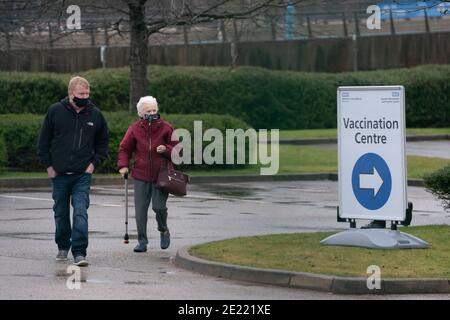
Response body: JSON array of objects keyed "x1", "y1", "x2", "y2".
[{"x1": 51, "y1": 173, "x2": 91, "y2": 258}]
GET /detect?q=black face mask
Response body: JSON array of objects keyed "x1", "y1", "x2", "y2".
[
  {"x1": 143, "y1": 113, "x2": 160, "y2": 121},
  {"x1": 73, "y1": 96, "x2": 90, "y2": 108}
]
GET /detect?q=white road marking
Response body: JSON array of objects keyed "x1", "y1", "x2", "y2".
[
  {"x1": 0, "y1": 192, "x2": 269, "y2": 205},
  {"x1": 0, "y1": 195, "x2": 51, "y2": 202},
  {"x1": 0, "y1": 195, "x2": 122, "y2": 207}
]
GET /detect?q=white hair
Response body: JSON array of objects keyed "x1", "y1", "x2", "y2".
[{"x1": 136, "y1": 96, "x2": 158, "y2": 117}]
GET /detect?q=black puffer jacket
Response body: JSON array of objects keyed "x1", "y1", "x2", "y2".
[{"x1": 37, "y1": 97, "x2": 109, "y2": 174}]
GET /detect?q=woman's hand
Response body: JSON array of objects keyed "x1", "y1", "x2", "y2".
[
  {"x1": 156, "y1": 145, "x2": 167, "y2": 154},
  {"x1": 119, "y1": 167, "x2": 129, "y2": 177}
]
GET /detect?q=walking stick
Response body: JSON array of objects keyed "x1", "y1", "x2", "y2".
[{"x1": 124, "y1": 172, "x2": 129, "y2": 244}]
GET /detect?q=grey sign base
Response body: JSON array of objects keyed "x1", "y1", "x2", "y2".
[{"x1": 320, "y1": 229, "x2": 428, "y2": 249}]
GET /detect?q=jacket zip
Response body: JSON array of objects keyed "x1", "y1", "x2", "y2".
[
  {"x1": 149, "y1": 121, "x2": 153, "y2": 179},
  {"x1": 78, "y1": 128, "x2": 83, "y2": 149},
  {"x1": 71, "y1": 113, "x2": 79, "y2": 161}
]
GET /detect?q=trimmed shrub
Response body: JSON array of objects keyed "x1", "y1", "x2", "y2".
[
  {"x1": 1, "y1": 64, "x2": 449, "y2": 129},
  {"x1": 0, "y1": 133, "x2": 6, "y2": 172},
  {"x1": 0, "y1": 115, "x2": 42, "y2": 171},
  {"x1": 424, "y1": 166, "x2": 450, "y2": 211},
  {"x1": 0, "y1": 112, "x2": 252, "y2": 173},
  {"x1": 0, "y1": 72, "x2": 68, "y2": 113}
]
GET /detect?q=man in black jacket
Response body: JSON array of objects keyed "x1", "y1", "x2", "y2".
[{"x1": 38, "y1": 76, "x2": 109, "y2": 266}]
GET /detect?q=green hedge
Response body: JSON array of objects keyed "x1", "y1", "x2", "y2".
[
  {"x1": 0, "y1": 72, "x2": 68, "y2": 113},
  {"x1": 0, "y1": 112, "x2": 252, "y2": 173},
  {"x1": 424, "y1": 166, "x2": 450, "y2": 210},
  {"x1": 1, "y1": 64, "x2": 449, "y2": 129},
  {"x1": 0, "y1": 133, "x2": 6, "y2": 172}
]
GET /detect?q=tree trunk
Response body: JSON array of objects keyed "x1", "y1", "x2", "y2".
[
  {"x1": 219, "y1": 20, "x2": 227, "y2": 42},
  {"x1": 90, "y1": 26, "x2": 96, "y2": 47},
  {"x1": 104, "y1": 22, "x2": 109, "y2": 46},
  {"x1": 342, "y1": 13, "x2": 348, "y2": 38},
  {"x1": 128, "y1": 1, "x2": 148, "y2": 112},
  {"x1": 231, "y1": 19, "x2": 239, "y2": 69}
]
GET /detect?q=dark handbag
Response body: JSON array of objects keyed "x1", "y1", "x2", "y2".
[{"x1": 156, "y1": 162, "x2": 189, "y2": 196}]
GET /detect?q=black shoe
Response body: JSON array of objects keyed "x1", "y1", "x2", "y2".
[
  {"x1": 73, "y1": 256, "x2": 89, "y2": 267},
  {"x1": 361, "y1": 220, "x2": 386, "y2": 229},
  {"x1": 160, "y1": 231, "x2": 170, "y2": 250},
  {"x1": 56, "y1": 249, "x2": 69, "y2": 261},
  {"x1": 133, "y1": 243, "x2": 147, "y2": 252}
]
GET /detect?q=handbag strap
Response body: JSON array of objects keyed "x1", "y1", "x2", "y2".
[
  {"x1": 167, "y1": 161, "x2": 175, "y2": 174},
  {"x1": 166, "y1": 161, "x2": 188, "y2": 182}
]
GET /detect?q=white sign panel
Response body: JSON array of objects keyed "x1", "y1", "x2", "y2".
[{"x1": 338, "y1": 86, "x2": 407, "y2": 221}]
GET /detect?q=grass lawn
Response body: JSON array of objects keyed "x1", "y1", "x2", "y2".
[
  {"x1": 279, "y1": 129, "x2": 336, "y2": 140},
  {"x1": 0, "y1": 171, "x2": 48, "y2": 178},
  {"x1": 1, "y1": 145, "x2": 448, "y2": 180},
  {"x1": 187, "y1": 145, "x2": 449, "y2": 179},
  {"x1": 279, "y1": 128, "x2": 450, "y2": 140},
  {"x1": 185, "y1": 145, "x2": 338, "y2": 176},
  {"x1": 407, "y1": 156, "x2": 450, "y2": 180},
  {"x1": 189, "y1": 225, "x2": 450, "y2": 278}
]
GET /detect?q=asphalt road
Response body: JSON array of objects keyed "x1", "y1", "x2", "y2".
[{"x1": 0, "y1": 180, "x2": 449, "y2": 300}]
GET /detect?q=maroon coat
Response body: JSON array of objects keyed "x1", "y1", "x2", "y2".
[{"x1": 117, "y1": 118, "x2": 180, "y2": 182}]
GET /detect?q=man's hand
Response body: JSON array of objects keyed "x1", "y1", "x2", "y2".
[
  {"x1": 156, "y1": 145, "x2": 167, "y2": 154},
  {"x1": 47, "y1": 166, "x2": 57, "y2": 178},
  {"x1": 85, "y1": 163, "x2": 95, "y2": 174},
  {"x1": 119, "y1": 167, "x2": 129, "y2": 177}
]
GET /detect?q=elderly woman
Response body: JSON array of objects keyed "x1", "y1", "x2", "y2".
[{"x1": 117, "y1": 96, "x2": 179, "y2": 252}]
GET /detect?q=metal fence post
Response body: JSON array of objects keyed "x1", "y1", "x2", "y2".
[
  {"x1": 424, "y1": 8, "x2": 430, "y2": 33},
  {"x1": 100, "y1": 45, "x2": 106, "y2": 68},
  {"x1": 307, "y1": 15, "x2": 313, "y2": 39},
  {"x1": 352, "y1": 34, "x2": 358, "y2": 72},
  {"x1": 285, "y1": 2, "x2": 295, "y2": 40},
  {"x1": 354, "y1": 12, "x2": 360, "y2": 37},
  {"x1": 390, "y1": 9, "x2": 396, "y2": 35},
  {"x1": 183, "y1": 26, "x2": 189, "y2": 45}
]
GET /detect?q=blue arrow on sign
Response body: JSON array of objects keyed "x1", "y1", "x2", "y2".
[{"x1": 351, "y1": 153, "x2": 392, "y2": 210}]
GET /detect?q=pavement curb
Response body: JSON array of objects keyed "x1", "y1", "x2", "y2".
[
  {"x1": 175, "y1": 245, "x2": 450, "y2": 294},
  {"x1": 0, "y1": 173, "x2": 337, "y2": 189},
  {"x1": 0, "y1": 173, "x2": 425, "y2": 190}
]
